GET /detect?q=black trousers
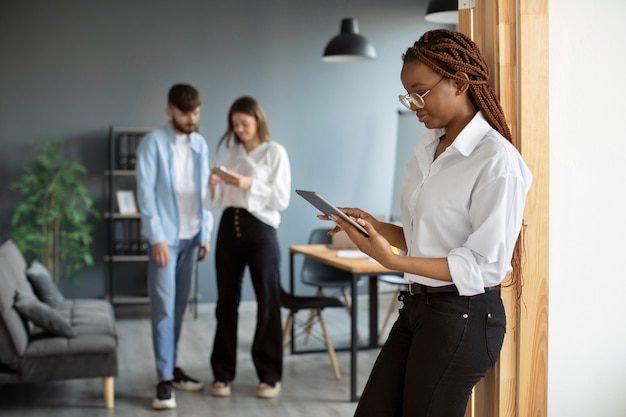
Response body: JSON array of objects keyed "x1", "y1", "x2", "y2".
[
  {"x1": 210, "y1": 207, "x2": 283, "y2": 384},
  {"x1": 354, "y1": 290, "x2": 506, "y2": 417}
]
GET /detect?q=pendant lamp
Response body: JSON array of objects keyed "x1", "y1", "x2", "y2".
[
  {"x1": 322, "y1": 18, "x2": 376, "y2": 62},
  {"x1": 424, "y1": 0, "x2": 458, "y2": 24}
]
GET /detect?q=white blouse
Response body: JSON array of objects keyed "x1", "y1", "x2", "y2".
[
  {"x1": 207, "y1": 141, "x2": 291, "y2": 229},
  {"x1": 400, "y1": 112, "x2": 532, "y2": 296}
]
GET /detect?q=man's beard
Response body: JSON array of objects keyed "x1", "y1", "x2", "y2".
[{"x1": 172, "y1": 118, "x2": 196, "y2": 134}]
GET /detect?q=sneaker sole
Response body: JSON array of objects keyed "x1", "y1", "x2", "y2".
[
  {"x1": 172, "y1": 381, "x2": 204, "y2": 391},
  {"x1": 211, "y1": 383, "x2": 232, "y2": 397},
  {"x1": 152, "y1": 397, "x2": 176, "y2": 409},
  {"x1": 256, "y1": 382, "x2": 281, "y2": 399}
]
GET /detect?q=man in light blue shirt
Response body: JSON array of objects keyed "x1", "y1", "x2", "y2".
[{"x1": 136, "y1": 84, "x2": 213, "y2": 410}]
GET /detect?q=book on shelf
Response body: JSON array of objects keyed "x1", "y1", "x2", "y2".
[
  {"x1": 128, "y1": 219, "x2": 140, "y2": 255},
  {"x1": 117, "y1": 134, "x2": 129, "y2": 170},
  {"x1": 113, "y1": 220, "x2": 126, "y2": 255},
  {"x1": 127, "y1": 134, "x2": 140, "y2": 170},
  {"x1": 116, "y1": 132, "x2": 144, "y2": 171}
]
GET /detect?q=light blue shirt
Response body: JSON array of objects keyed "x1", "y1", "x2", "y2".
[{"x1": 136, "y1": 122, "x2": 213, "y2": 246}]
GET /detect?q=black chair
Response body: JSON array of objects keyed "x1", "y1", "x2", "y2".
[
  {"x1": 300, "y1": 228, "x2": 363, "y2": 343},
  {"x1": 279, "y1": 286, "x2": 344, "y2": 380}
]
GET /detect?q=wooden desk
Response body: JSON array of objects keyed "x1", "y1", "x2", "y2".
[{"x1": 289, "y1": 244, "x2": 401, "y2": 402}]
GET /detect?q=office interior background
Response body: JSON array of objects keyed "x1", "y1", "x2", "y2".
[{"x1": 1, "y1": 1, "x2": 625, "y2": 416}]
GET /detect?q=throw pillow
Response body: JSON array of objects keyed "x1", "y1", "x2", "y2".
[
  {"x1": 26, "y1": 260, "x2": 65, "y2": 308},
  {"x1": 13, "y1": 290, "x2": 75, "y2": 338}
]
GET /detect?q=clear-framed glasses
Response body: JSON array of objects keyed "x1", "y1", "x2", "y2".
[{"x1": 398, "y1": 77, "x2": 445, "y2": 110}]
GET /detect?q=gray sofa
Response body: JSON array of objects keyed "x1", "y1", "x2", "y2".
[{"x1": 0, "y1": 239, "x2": 118, "y2": 408}]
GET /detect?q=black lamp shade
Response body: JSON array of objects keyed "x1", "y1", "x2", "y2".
[
  {"x1": 425, "y1": 0, "x2": 458, "y2": 24},
  {"x1": 322, "y1": 18, "x2": 376, "y2": 62}
]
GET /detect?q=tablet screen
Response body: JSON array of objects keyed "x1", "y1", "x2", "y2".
[{"x1": 296, "y1": 190, "x2": 369, "y2": 237}]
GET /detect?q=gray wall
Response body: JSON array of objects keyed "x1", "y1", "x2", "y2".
[{"x1": 0, "y1": 0, "x2": 444, "y2": 302}]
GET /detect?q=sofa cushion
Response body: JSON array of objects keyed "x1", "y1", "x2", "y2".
[
  {"x1": 0, "y1": 240, "x2": 32, "y2": 368},
  {"x1": 26, "y1": 261, "x2": 64, "y2": 308},
  {"x1": 13, "y1": 291, "x2": 75, "y2": 338}
]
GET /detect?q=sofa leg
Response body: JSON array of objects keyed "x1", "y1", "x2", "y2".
[{"x1": 103, "y1": 377, "x2": 114, "y2": 409}]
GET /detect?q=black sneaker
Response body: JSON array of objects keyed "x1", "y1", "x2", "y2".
[
  {"x1": 172, "y1": 367, "x2": 204, "y2": 391},
  {"x1": 152, "y1": 380, "x2": 176, "y2": 410}
]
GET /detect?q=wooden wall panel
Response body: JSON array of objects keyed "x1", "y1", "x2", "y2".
[
  {"x1": 459, "y1": 1, "x2": 549, "y2": 416},
  {"x1": 516, "y1": 0, "x2": 550, "y2": 415}
]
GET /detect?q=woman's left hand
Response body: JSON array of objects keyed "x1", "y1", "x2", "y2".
[{"x1": 221, "y1": 171, "x2": 253, "y2": 190}]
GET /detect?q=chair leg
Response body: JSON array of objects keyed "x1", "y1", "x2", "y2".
[
  {"x1": 103, "y1": 376, "x2": 114, "y2": 409},
  {"x1": 341, "y1": 288, "x2": 361, "y2": 344},
  {"x1": 318, "y1": 311, "x2": 341, "y2": 380},
  {"x1": 303, "y1": 288, "x2": 324, "y2": 345},
  {"x1": 378, "y1": 288, "x2": 400, "y2": 342},
  {"x1": 282, "y1": 314, "x2": 294, "y2": 347}
]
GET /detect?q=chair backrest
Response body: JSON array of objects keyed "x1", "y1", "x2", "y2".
[
  {"x1": 308, "y1": 228, "x2": 332, "y2": 245},
  {"x1": 301, "y1": 228, "x2": 353, "y2": 287}
]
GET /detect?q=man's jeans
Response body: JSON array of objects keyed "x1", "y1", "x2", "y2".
[{"x1": 148, "y1": 234, "x2": 199, "y2": 381}]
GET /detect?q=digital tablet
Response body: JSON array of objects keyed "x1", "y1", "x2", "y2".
[{"x1": 295, "y1": 189, "x2": 369, "y2": 237}]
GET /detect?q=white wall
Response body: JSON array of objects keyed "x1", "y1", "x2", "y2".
[{"x1": 549, "y1": 1, "x2": 626, "y2": 415}]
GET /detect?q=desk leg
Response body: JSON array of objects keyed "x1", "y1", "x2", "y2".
[
  {"x1": 350, "y1": 274, "x2": 358, "y2": 402},
  {"x1": 368, "y1": 275, "x2": 379, "y2": 348}
]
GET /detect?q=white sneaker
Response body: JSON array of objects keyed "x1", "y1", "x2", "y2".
[
  {"x1": 211, "y1": 381, "x2": 232, "y2": 397},
  {"x1": 256, "y1": 382, "x2": 281, "y2": 398},
  {"x1": 152, "y1": 381, "x2": 176, "y2": 409}
]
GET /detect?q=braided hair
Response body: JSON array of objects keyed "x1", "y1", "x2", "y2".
[
  {"x1": 403, "y1": 29, "x2": 513, "y2": 145},
  {"x1": 404, "y1": 29, "x2": 523, "y2": 289}
]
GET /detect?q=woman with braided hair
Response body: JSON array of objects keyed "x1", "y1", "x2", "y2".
[{"x1": 328, "y1": 29, "x2": 532, "y2": 416}]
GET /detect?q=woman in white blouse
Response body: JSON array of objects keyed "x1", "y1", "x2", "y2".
[
  {"x1": 206, "y1": 96, "x2": 290, "y2": 399},
  {"x1": 330, "y1": 30, "x2": 532, "y2": 417}
]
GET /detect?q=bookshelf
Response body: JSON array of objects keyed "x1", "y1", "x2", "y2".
[{"x1": 105, "y1": 126, "x2": 151, "y2": 305}]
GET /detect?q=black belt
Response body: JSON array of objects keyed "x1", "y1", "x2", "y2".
[{"x1": 406, "y1": 282, "x2": 499, "y2": 295}]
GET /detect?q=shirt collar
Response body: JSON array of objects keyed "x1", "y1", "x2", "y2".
[
  {"x1": 164, "y1": 122, "x2": 204, "y2": 153},
  {"x1": 449, "y1": 111, "x2": 492, "y2": 156}
]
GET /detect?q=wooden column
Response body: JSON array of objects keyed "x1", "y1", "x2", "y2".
[
  {"x1": 459, "y1": 1, "x2": 549, "y2": 416},
  {"x1": 515, "y1": 0, "x2": 550, "y2": 415}
]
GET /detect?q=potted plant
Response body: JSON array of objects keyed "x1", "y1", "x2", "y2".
[{"x1": 11, "y1": 138, "x2": 99, "y2": 286}]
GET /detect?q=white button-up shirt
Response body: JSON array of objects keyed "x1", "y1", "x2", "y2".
[
  {"x1": 400, "y1": 112, "x2": 532, "y2": 296},
  {"x1": 207, "y1": 141, "x2": 291, "y2": 229}
]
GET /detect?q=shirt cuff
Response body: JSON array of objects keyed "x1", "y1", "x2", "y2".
[{"x1": 447, "y1": 247, "x2": 486, "y2": 296}]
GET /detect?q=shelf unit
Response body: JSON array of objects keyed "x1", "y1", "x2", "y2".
[{"x1": 105, "y1": 126, "x2": 152, "y2": 305}]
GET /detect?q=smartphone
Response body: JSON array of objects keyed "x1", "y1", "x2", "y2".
[{"x1": 211, "y1": 165, "x2": 237, "y2": 181}]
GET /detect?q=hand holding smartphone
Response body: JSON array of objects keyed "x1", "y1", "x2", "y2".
[{"x1": 211, "y1": 165, "x2": 237, "y2": 181}]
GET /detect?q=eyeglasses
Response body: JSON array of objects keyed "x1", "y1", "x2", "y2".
[{"x1": 398, "y1": 77, "x2": 445, "y2": 110}]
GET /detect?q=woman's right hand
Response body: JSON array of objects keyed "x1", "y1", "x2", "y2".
[{"x1": 340, "y1": 207, "x2": 382, "y2": 232}]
